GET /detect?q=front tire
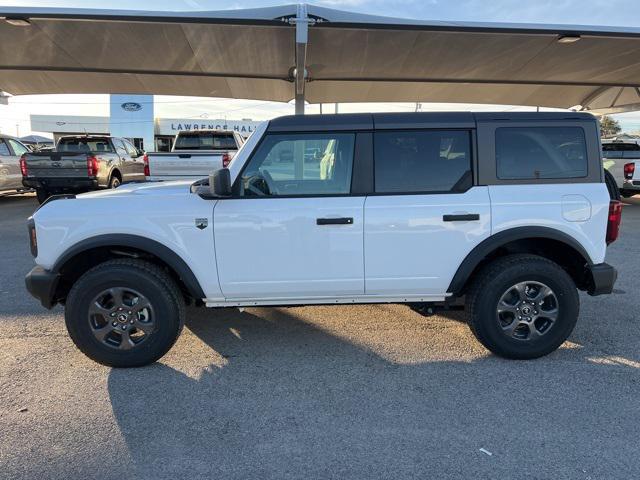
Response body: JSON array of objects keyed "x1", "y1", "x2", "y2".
[
  {"x1": 65, "y1": 259, "x2": 185, "y2": 367},
  {"x1": 466, "y1": 255, "x2": 579, "y2": 360}
]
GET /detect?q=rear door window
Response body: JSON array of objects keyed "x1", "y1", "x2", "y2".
[
  {"x1": 373, "y1": 130, "x2": 472, "y2": 193},
  {"x1": 496, "y1": 127, "x2": 588, "y2": 179}
]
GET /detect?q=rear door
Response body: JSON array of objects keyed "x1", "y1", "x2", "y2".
[
  {"x1": 214, "y1": 131, "x2": 366, "y2": 299},
  {"x1": 364, "y1": 127, "x2": 491, "y2": 296}
]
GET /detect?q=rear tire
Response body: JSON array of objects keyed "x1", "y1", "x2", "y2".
[
  {"x1": 466, "y1": 255, "x2": 579, "y2": 360},
  {"x1": 35, "y1": 188, "x2": 50, "y2": 204},
  {"x1": 109, "y1": 174, "x2": 121, "y2": 189},
  {"x1": 65, "y1": 259, "x2": 185, "y2": 367}
]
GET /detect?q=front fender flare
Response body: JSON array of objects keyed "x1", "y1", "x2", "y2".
[{"x1": 52, "y1": 234, "x2": 206, "y2": 299}]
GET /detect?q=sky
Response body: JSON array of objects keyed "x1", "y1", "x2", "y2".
[{"x1": 1, "y1": 0, "x2": 640, "y2": 137}]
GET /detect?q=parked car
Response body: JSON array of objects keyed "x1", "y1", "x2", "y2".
[
  {"x1": 25, "y1": 112, "x2": 619, "y2": 367},
  {"x1": 21, "y1": 135, "x2": 146, "y2": 203},
  {"x1": 601, "y1": 138, "x2": 640, "y2": 198},
  {"x1": 0, "y1": 134, "x2": 31, "y2": 195},
  {"x1": 145, "y1": 130, "x2": 245, "y2": 181}
]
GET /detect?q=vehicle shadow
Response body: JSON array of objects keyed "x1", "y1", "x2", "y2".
[{"x1": 107, "y1": 305, "x2": 640, "y2": 479}]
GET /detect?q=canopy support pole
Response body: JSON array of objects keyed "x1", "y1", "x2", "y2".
[{"x1": 292, "y1": 3, "x2": 312, "y2": 115}]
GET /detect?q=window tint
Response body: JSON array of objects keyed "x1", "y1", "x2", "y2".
[
  {"x1": 0, "y1": 140, "x2": 10, "y2": 156},
  {"x1": 374, "y1": 130, "x2": 472, "y2": 193},
  {"x1": 496, "y1": 127, "x2": 588, "y2": 180},
  {"x1": 174, "y1": 132, "x2": 237, "y2": 150},
  {"x1": 8, "y1": 139, "x2": 28, "y2": 156},
  {"x1": 240, "y1": 133, "x2": 355, "y2": 196},
  {"x1": 58, "y1": 137, "x2": 114, "y2": 153}
]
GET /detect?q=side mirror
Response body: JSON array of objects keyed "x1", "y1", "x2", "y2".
[
  {"x1": 210, "y1": 168, "x2": 232, "y2": 197},
  {"x1": 194, "y1": 168, "x2": 232, "y2": 199}
]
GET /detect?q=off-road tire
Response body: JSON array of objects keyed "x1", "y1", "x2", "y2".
[
  {"x1": 65, "y1": 259, "x2": 185, "y2": 367},
  {"x1": 466, "y1": 254, "x2": 579, "y2": 360}
]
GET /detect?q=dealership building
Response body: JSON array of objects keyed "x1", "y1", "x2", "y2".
[{"x1": 30, "y1": 94, "x2": 260, "y2": 152}]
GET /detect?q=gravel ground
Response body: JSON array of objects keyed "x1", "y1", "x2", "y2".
[{"x1": 1, "y1": 193, "x2": 639, "y2": 480}]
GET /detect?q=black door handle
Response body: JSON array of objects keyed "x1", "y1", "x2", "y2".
[
  {"x1": 443, "y1": 214, "x2": 480, "y2": 222},
  {"x1": 316, "y1": 217, "x2": 354, "y2": 225}
]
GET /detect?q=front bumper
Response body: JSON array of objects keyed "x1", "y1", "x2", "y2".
[
  {"x1": 586, "y1": 263, "x2": 617, "y2": 296},
  {"x1": 25, "y1": 266, "x2": 60, "y2": 309}
]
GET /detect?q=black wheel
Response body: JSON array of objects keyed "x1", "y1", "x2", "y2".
[
  {"x1": 65, "y1": 259, "x2": 185, "y2": 367},
  {"x1": 109, "y1": 174, "x2": 121, "y2": 189},
  {"x1": 621, "y1": 190, "x2": 635, "y2": 198},
  {"x1": 466, "y1": 255, "x2": 579, "y2": 360},
  {"x1": 35, "y1": 188, "x2": 50, "y2": 204},
  {"x1": 604, "y1": 169, "x2": 621, "y2": 201}
]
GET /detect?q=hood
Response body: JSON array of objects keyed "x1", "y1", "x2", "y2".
[{"x1": 77, "y1": 180, "x2": 195, "y2": 199}]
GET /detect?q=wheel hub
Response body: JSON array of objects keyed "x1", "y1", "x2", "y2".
[
  {"x1": 88, "y1": 287, "x2": 155, "y2": 350},
  {"x1": 496, "y1": 281, "x2": 559, "y2": 341}
]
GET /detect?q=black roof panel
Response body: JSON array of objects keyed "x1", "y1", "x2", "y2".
[
  {"x1": 268, "y1": 113, "x2": 373, "y2": 132},
  {"x1": 374, "y1": 112, "x2": 475, "y2": 130},
  {"x1": 473, "y1": 111, "x2": 596, "y2": 121},
  {"x1": 267, "y1": 111, "x2": 597, "y2": 132}
]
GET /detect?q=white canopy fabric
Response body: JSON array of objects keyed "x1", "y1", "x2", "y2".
[{"x1": 2, "y1": 3, "x2": 640, "y2": 113}]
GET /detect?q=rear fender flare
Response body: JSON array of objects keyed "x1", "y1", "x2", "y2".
[{"x1": 447, "y1": 227, "x2": 591, "y2": 295}]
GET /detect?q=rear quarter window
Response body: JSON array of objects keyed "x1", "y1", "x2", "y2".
[{"x1": 496, "y1": 127, "x2": 588, "y2": 180}]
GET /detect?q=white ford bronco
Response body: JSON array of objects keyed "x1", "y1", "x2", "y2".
[{"x1": 25, "y1": 112, "x2": 620, "y2": 367}]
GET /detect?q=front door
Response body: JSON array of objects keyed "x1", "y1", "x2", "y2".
[
  {"x1": 364, "y1": 128, "x2": 491, "y2": 296},
  {"x1": 214, "y1": 131, "x2": 365, "y2": 299},
  {"x1": 122, "y1": 139, "x2": 146, "y2": 181}
]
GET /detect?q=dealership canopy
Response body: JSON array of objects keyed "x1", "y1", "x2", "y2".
[{"x1": 2, "y1": 4, "x2": 640, "y2": 114}]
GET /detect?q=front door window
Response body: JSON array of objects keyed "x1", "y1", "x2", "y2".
[{"x1": 239, "y1": 133, "x2": 355, "y2": 196}]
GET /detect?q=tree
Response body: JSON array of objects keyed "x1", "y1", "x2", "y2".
[{"x1": 600, "y1": 115, "x2": 622, "y2": 137}]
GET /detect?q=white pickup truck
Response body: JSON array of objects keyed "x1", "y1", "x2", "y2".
[
  {"x1": 25, "y1": 112, "x2": 619, "y2": 367},
  {"x1": 602, "y1": 138, "x2": 640, "y2": 198},
  {"x1": 145, "y1": 130, "x2": 245, "y2": 181}
]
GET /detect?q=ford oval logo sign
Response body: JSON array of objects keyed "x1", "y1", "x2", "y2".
[{"x1": 121, "y1": 102, "x2": 142, "y2": 112}]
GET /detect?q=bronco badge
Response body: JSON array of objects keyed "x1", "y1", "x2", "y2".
[{"x1": 195, "y1": 218, "x2": 208, "y2": 230}]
